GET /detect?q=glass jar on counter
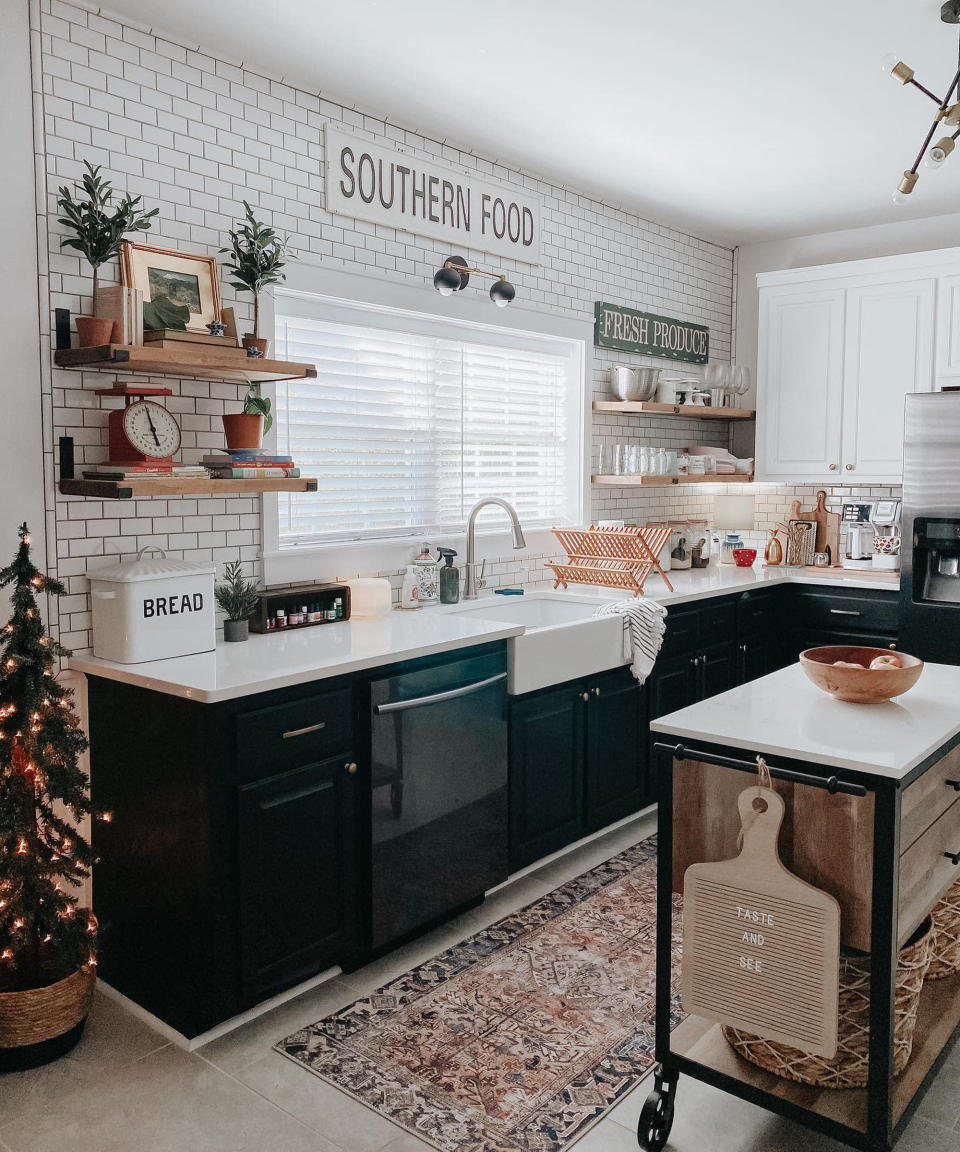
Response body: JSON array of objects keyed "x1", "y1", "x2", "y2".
[
  {"x1": 687, "y1": 519, "x2": 710, "y2": 567},
  {"x1": 668, "y1": 522, "x2": 691, "y2": 570}
]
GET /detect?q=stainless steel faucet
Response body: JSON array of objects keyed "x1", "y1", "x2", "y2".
[{"x1": 464, "y1": 497, "x2": 527, "y2": 600}]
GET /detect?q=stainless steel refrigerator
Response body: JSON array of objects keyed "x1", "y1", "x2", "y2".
[{"x1": 900, "y1": 391, "x2": 960, "y2": 662}]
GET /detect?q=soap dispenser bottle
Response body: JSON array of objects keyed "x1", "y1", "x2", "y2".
[
  {"x1": 413, "y1": 542, "x2": 439, "y2": 606},
  {"x1": 437, "y1": 547, "x2": 459, "y2": 604}
]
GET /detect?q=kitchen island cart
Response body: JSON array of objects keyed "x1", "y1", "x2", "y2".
[{"x1": 640, "y1": 661, "x2": 960, "y2": 1152}]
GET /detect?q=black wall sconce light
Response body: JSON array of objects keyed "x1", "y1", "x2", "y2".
[{"x1": 433, "y1": 255, "x2": 516, "y2": 308}]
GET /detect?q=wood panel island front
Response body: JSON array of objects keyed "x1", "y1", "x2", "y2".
[{"x1": 642, "y1": 660, "x2": 960, "y2": 1152}]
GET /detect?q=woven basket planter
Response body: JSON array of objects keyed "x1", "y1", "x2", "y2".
[
  {"x1": 928, "y1": 877, "x2": 960, "y2": 980},
  {"x1": 0, "y1": 964, "x2": 96, "y2": 1062},
  {"x1": 722, "y1": 917, "x2": 933, "y2": 1089}
]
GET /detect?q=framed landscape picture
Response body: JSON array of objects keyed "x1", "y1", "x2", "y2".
[{"x1": 121, "y1": 242, "x2": 221, "y2": 331}]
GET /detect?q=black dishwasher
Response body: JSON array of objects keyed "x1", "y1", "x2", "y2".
[{"x1": 369, "y1": 647, "x2": 508, "y2": 950}]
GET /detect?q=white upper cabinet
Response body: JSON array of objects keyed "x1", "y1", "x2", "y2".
[
  {"x1": 841, "y1": 278, "x2": 935, "y2": 482},
  {"x1": 759, "y1": 286, "x2": 844, "y2": 481},
  {"x1": 756, "y1": 249, "x2": 955, "y2": 484}
]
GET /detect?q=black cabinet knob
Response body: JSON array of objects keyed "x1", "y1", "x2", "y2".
[
  {"x1": 946, "y1": 780, "x2": 960, "y2": 792},
  {"x1": 944, "y1": 851, "x2": 960, "y2": 866}
]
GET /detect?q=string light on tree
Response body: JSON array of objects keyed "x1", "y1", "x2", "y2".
[{"x1": 0, "y1": 523, "x2": 100, "y2": 997}]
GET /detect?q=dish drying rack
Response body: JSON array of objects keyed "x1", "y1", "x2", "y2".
[{"x1": 548, "y1": 526, "x2": 674, "y2": 597}]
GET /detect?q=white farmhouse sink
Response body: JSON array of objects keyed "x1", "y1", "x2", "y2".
[{"x1": 447, "y1": 591, "x2": 626, "y2": 694}]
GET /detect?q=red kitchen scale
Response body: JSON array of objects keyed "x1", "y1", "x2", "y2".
[{"x1": 94, "y1": 384, "x2": 182, "y2": 467}]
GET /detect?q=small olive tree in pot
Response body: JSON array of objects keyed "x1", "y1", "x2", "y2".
[
  {"x1": 214, "y1": 561, "x2": 261, "y2": 642},
  {"x1": 220, "y1": 201, "x2": 294, "y2": 357},
  {"x1": 56, "y1": 161, "x2": 158, "y2": 347}
]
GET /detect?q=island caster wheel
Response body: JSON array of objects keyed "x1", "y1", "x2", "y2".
[{"x1": 637, "y1": 1064, "x2": 678, "y2": 1151}]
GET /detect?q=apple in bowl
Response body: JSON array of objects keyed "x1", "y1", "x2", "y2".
[{"x1": 799, "y1": 646, "x2": 924, "y2": 703}]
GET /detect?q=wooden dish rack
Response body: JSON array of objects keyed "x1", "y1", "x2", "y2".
[{"x1": 548, "y1": 525, "x2": 674, "y2": 596}]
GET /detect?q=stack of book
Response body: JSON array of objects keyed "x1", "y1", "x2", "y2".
[
  {"x1": 202, "y1": 451, "x2": 301, "y2": 479},
  {"x1": 81, "y1": 463, "x2": 208, "y2": 482}
]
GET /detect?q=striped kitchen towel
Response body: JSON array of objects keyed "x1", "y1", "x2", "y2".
[{"x1": 594, "y1": 598, "x2": 668, "y2": 684}]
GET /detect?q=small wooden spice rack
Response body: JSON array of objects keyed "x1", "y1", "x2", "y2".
[
  {"x1": 548, "y1": 525, "x2": 674, "y2": 596},
  {"x1": 250, "y1": 582, "x2": 351, "y2": 634}
]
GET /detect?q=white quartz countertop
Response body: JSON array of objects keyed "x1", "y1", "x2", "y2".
[
  {"x1": 69, "y1": 564, "x2": 899, "y2": 704},
  {"x1": 650, "y1": 661, "x2": 960, "y2": 780},
  {"x1": 69, "y1": 610, "x2": 525, "y2": 704}
]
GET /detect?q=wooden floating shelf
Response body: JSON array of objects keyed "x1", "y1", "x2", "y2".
[
  {"x1": 59, "y1": 477, "x2": 318, "y2": 500},
  {"x1": 593, "y1": 401, "x2": 755, "y2": 420},
  {"x1": 591, "y1": 473, "x2": 754, "y2": 486},
  {"x1": 54, "y1": 344, "x2": 317, "y2": 384}
]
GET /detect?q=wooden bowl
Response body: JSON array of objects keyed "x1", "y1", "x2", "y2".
[{"x1": 799, "y1": 646, "x2": 923, "y2": 704}]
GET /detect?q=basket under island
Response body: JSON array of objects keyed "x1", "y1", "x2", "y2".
[{"x1": 642, "y1": 660, "x2": 960, "y2": 1152}]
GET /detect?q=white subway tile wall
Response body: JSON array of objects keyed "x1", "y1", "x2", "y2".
[{"x1": 32, "y1": 1, "x2": 897, "y2": 649}]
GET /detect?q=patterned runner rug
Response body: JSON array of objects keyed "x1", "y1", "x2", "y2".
[{"x1": 275, "y1": 836, "x2": 683, "y2": 1151}]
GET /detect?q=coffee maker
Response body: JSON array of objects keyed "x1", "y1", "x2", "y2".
[
  {"x1": 871, "y1": 499, "x2": 902, "y2": 571},
  {"x1": 841, "y1": 502, "x2": 875, "y2": 570}
]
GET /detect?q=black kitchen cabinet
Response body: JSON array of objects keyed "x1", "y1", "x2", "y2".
[
  {"x1": 585, "y1": 668, "x2": 649, "y2": 832},
  {"x1": 647, "y1": 652, "x2": 697, "y2": 719},
  {"x1": 736, "y1": 636, "x2": 770, "y2": 683},
  {"x1": 509, "y1": 682, "x2": 586, "y2": 870},
  {"x1": 238, "y1": 754, "x2": 358, "y2": 1003},
  {"x1": 509, "y1": 668, "x2": 649, "y2": 871},
  {"x1": 699, "y1": 640, "x2": 738, "y2": 698}
]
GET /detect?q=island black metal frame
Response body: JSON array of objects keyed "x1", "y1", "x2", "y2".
[{"x1": 637, "y1": 737, "x2": 960, "y2": 1152}]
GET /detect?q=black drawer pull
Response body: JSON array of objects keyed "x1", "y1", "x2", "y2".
[
  {"x1": 829, "y1": 608, "x2": 862, "y2": 616},
  {"x1": 946, "y1": 780, "x2": 960, "y2": 792},
  {"x1": 945, "y1": 851, "x2": 960, "y2": 866},
  {"x1": 282, "y1": 721, "x2": 327, "y2": 739}
]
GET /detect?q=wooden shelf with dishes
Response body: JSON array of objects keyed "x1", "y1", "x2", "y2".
[
  {"x1": 53, "y1": 343, "x2": 317, "y2": 385},
  {"x1": 592, "y1": 473, "x2": 754, "y2": 486},
  {"x1": 593, "y1": 401, "x2": 755, "y2": 420},
  {"x1": 58, "y1": 476, "x2": 318, "y2": 500}
]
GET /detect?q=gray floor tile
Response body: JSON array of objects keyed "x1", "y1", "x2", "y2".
[
  {"x1": 895, "y1": 1115, "x2": 960, "y2": 1152},
  {"x1": 199, "y1": 976, "x2": 357, "y2": 1075},
  {"x1": 0, "y1": 1044, "x2": 338, "y2": 1152},
  {"x1": 567, "y1": 1117, "x2": 644, "y2": 1151},
  {"x1": 378, "y1": 1135, "x2": 436, "y2": 1152},
  {"x1": 229, "y1": 1049, "x2": 410, "y2": 1152},
  {"x1": 0, "y1": 990, "x2": 169, "y2": 1128}
]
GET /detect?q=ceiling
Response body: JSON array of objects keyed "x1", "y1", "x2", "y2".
[{"x1": 103, "y1": 0, "x2": 960, "y2": 246}]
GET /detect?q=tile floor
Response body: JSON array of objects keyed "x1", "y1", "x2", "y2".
[{"x1": 2, "y1": 811, "x2": 959, "y2": 1152}]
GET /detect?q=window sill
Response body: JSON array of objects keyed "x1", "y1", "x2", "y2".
[{"x1": 261, "y1": 526, "x2": 560, "y2": 587}]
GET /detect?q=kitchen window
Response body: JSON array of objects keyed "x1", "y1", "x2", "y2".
[{"x1": 269, "y1": 290, "x2": 585, "y2": 550}]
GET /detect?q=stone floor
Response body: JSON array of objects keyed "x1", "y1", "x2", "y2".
[{"x1": 2, "y1": 810, "x2": 960, "y2": 1152}]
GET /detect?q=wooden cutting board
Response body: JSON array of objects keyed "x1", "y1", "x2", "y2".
[
  {"x1": 808, "y1": 489, "x2": 841, "y2": 564},
  {"x1": 682, "y1": 784, "x2": 841, "y2": 1058}
]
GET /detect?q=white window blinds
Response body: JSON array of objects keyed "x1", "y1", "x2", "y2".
[{"x1": 272, "y1": 297, "x2": 582, "y2": 546}]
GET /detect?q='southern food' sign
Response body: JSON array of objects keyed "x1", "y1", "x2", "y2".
[
  {"x1": 594, "y1": 301, "x2": 709, "y2": 364},
  {"x1": 324, "y1": 125, "x2": 541, "y2": 264}
]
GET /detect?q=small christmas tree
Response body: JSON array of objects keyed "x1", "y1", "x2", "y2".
[{"x1": 0, "y1": 524, "x2": 99, "y2": 993}]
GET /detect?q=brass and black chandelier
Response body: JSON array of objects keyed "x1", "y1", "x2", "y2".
[{"x1": 885, "y1": 0, "x2": 960, "y2": 202}]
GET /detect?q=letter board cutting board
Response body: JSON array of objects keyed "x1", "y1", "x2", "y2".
[{"x1": 682, "y1": 785, "x2": 841, "y2": 1058}]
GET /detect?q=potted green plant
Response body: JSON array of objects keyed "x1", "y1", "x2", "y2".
[
  {"x1": 222, "y1": 387, "x2": 273, "y2": 452},
  {"x1": 0, "y1": 525, "x2": 100, "y2": 1070},
  {"x1": 221, "y1": 201, "x2": 294, "y2": 357},
  {"x1": 56, "y1": 161, "x2": 158, "y2": 347},
  {"x1": 214, "y1": 561, "x2": 261, "y2": 642}
]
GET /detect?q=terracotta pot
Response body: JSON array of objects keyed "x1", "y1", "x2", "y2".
[
  {"x1": 0, "y1": 963, "x2": 96, "y2": 1071},
  {"x1": 75, "y1": 316, "x2": 115, "y2": 348},
  {"x1": 242, "y1": 336, "x2": 270, "y2": 357},
  {"x1": 221, "y1": 412, "x2": 264, "y2": 451}
]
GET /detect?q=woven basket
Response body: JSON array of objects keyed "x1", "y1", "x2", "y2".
[
  {"x1": 722, "y1": 917, "x2": 933, "y2": 1089},
  {"x1": 928, "y1": 877, "x2": 960, "y2": 980},
  {"x1": 0, "y1": 964, "x2": 96, "y2": 1051}
]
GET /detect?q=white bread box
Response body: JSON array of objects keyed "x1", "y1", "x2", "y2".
[{"x1": 89, "y1": 548, "x2": 216, "y2": 663}]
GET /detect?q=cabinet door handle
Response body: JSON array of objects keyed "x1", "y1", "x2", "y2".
[
  {"x1": 345, "y1": 761, "x2": 358, "y2": 774},
  {"x1": 592, "y1": 686, "x2": 601, "y2": 697},
  {"x1": 945, "y1": 850, "x2": 960, "y2": 866},
  {"x1": 829, "y1": 463, "x2": 838, "y2": 470},
  {"x1": 282, "y1": 721, "x2": 326, "y2": 739},
  {"x1": 945, "y1": 780, "x2": 960, "y2": 792},
  {"x1": 845, "y1": 464, "x2": 855, "y2": 471},
  {"x1": 829, "y1": 608, "x2": 861, "y2": 616},
  {"x1": 580, "y1": 691, "x2": 590, "y2": 702}
]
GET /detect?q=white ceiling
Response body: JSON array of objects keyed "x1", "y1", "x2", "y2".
[{"x1": 103, "y1": 0, "x2": 960, "y2": 245}]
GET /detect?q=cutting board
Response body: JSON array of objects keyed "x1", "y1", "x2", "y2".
[
  {"x1": 682, "y1": 784, "x2": 841, "y2": 1058},
  {"x1": 809, "y1": 489, "x2": 841, "y2": 564}
]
